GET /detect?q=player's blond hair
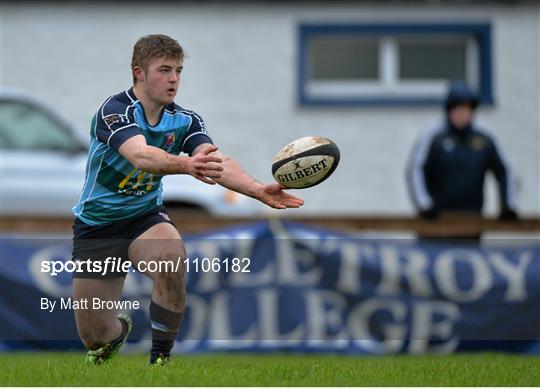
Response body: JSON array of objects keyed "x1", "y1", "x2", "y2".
[{"x1": 131, "y1": 34, "x2": 184, "y2": 84}]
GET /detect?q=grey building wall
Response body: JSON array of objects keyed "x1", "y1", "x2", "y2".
[{"x1": 3, "y1": 2, "x2": 539, "y2": 216}]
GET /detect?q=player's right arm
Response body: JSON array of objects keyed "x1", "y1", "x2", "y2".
[
  {"x1": 118, "y1": 135, "x2": 223, "y2": 184},
  {"x1": 95, "y1": 96, "x2": 222, "y2": 184}
]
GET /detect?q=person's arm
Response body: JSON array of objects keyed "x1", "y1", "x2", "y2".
[
  {"x1": 192, "y1": 143, "x2": 304, "y2": 209},
  {"x1": 118, "y1": 135, "x2": 223, "y2": 185},
  {"x1": 94, "y1": 98, "x2": 222, "y2": 185},
  {"x1": 487, "y1": 136, "x2": 518, "y2": 220},
  {"x1": 406, "y1": 128, "x2": 439, "y2": 218}
]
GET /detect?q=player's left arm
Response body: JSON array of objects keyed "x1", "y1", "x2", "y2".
[{"x1": 192, "y1": 143, "x2": 304, "y2": 209}]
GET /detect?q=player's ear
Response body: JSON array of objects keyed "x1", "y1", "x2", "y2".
[{"x1": 133, "y1": 66, "x2": 145, "y2": 83}]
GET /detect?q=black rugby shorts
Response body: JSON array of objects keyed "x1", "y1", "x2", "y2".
[{"x1": 71, "y1": 206, "x2": 176, "y2": 278}]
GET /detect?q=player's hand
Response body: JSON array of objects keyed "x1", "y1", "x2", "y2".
[
  {"x1": 186, "y1": 146, "x2": 223, "y2": 185},
  {"x1": 256, "y1": 183, "x2": 305, "y2": 209}
]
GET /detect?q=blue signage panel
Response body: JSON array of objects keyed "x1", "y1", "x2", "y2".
[{"x1": 1, "y1": 222, "x2": 539, "y2": 354}]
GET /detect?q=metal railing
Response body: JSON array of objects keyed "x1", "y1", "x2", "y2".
[{"x1": 1, "y1": 213, "x2": 539, "y2": 236}]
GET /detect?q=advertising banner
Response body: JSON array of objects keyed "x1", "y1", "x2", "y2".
[{"x1": 1, "y1": 221, "x2": 539, "y2": 354}]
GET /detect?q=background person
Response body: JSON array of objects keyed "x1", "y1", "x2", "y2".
[{"x1": 407, "y1": 80, "x2": 518, "y2": 239}]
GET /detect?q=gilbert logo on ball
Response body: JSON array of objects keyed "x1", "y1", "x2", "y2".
[{"x1": 272, "y1": 136, "x2": 340, "y2": 189}]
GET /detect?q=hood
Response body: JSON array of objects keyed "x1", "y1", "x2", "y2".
[{"x1": 444, "y1": 80, "x2": 479, "y2": 112}]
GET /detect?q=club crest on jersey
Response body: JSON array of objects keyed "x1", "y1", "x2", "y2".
[
  {"x1": 165, "y1": 132, "x2": 176, "y2": 146},
  {"x1": 103, "y1": 114, "x2": 123, "y2": 127},
  {"x1": 470, "y1": 136, "x2": 486, "y2": 150},
  {"x1": 443, "y1": 138, "x2": 455, "y2": 152}
]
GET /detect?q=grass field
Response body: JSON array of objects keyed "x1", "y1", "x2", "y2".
[{"x1": 1, "y1": 352, "x2": 539, "y2": 386}]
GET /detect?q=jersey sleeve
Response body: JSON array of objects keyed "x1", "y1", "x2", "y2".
[
  {"x1": 180, "y1": 112, "x2": 214, "y2": 156},
  {"x1": 406, "y1": 126, "x2": 440, "y2": 211},
  {"x1": 95, "y1": 97, "x2": 141, "y2": 150},
  {"x1": 486, "y1": 134, "x2": 517, "y2": 211}
]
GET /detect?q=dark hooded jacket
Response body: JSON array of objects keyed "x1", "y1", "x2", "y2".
[{"x1": 407, "y1": 81, "x2": 517, "y2": 215}]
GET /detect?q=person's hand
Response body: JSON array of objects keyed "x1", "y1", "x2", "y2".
[
  {"x1": 185, "y1": 145, "x2": 223, "y2": 185},
  {"x1": 499, "y1": 208, "x2": 519, "y2": 221},
  {"x1": 419, "y1": 206, "x2": 439, "y2": 220},
  {"x1": 255, "y1": 183, "x2": 305, "y2": 209}
]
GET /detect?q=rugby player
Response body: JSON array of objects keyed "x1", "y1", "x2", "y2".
[{"x1": 71, "y1": 34, "x2": 304, "y2": 365}]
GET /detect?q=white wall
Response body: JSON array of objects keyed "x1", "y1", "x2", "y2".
[{"x1": 2, "y1": 2, "x2": 539, "y2": 216}]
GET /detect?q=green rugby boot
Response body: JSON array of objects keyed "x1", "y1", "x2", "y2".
[
  {"x1": 85, "y1": 314, "x2": 132, "y2": 365},
  {"x1": 149, "y1": 353, "x2": 170, "y2": 366}
]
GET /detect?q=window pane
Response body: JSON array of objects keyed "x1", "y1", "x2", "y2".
[
  {"x1": 309, "y1": 36, "x2": 379, "y2": 80},
  {"x1": 0, "y1": 101, "x2": 78, "y2": 151},
  {"x1": 399, "y1": 40, "x2": 467, "y2": 80}
]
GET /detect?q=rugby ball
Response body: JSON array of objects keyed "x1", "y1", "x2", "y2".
[{"x1": 272, "y1": 136, "x2": 340, "y2": 189}]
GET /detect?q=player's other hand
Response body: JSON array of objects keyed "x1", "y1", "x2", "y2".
[
  {"x1": 187, "y1": 145, "x2": 223, "y2": 185},
  {"x1": 256, "y1": 183, "x2": 305, "y2": 209}
]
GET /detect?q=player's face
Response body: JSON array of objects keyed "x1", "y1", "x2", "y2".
[
  {"x1": 448, "y1": 104, "x2": 474, "y2": 129},
  {"x1": 143, "y1": 57, "x2": 183, "y2": 106}
]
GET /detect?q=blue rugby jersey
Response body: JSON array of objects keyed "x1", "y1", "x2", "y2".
[{"x1": 73, "y1": 88, "x2": 213, "y2": 225}]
